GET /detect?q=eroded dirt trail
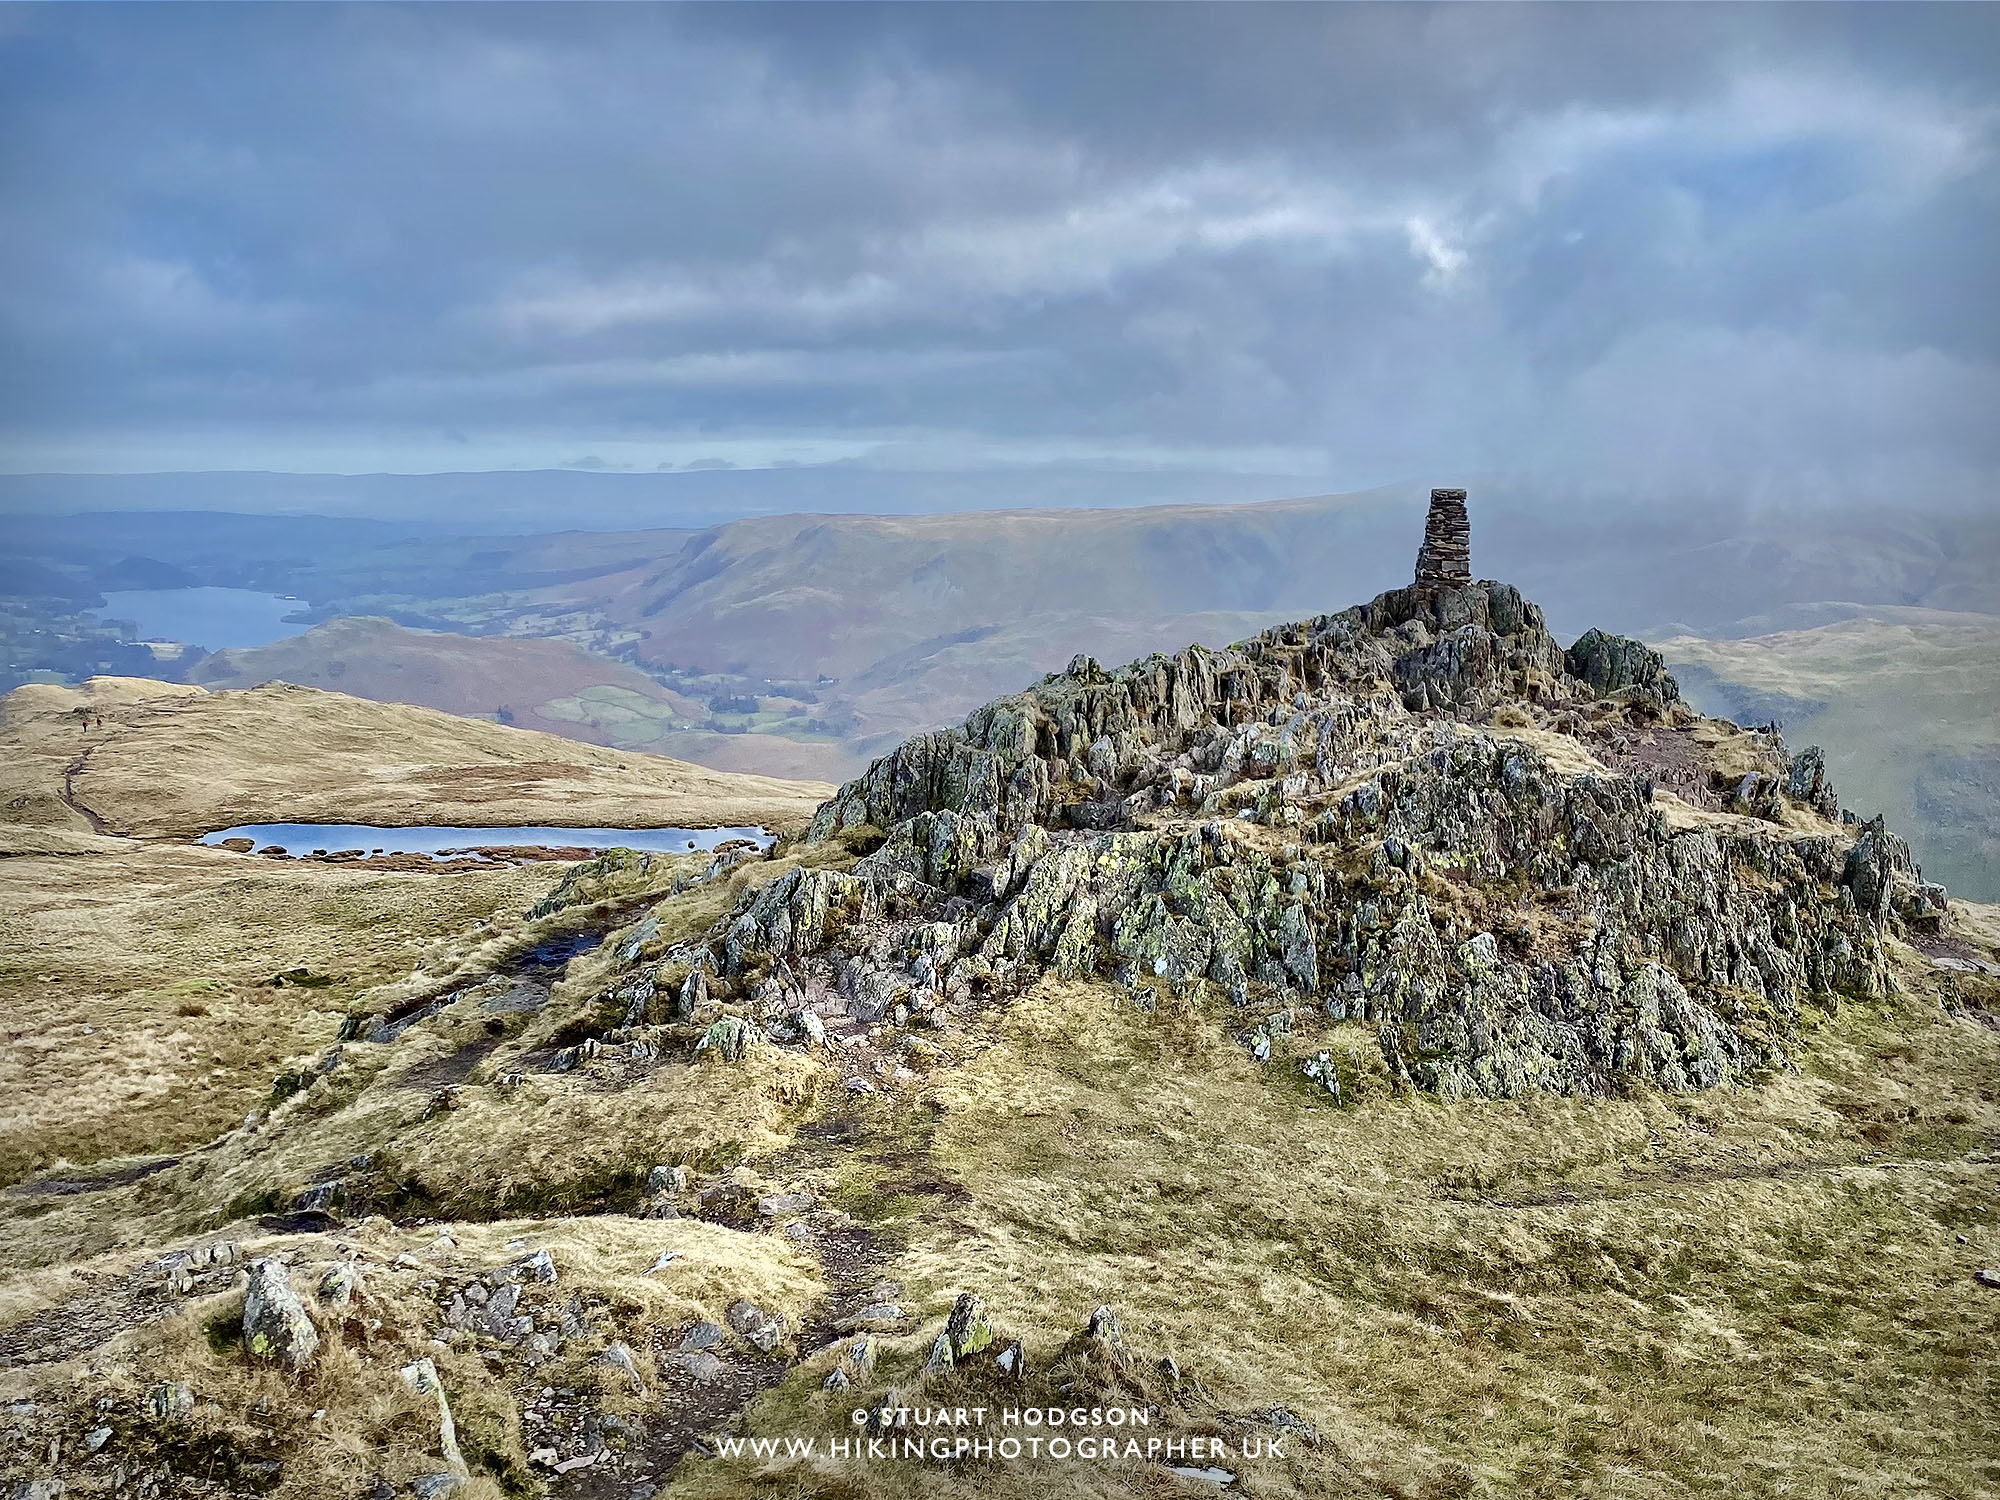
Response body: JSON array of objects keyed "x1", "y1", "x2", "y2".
[{"x1": 566, "y1": 1220, "x2": 897, "y2": 1497}]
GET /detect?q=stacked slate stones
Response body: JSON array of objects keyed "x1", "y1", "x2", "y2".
[{"x1": 1413, "y1": 487, "x2": 1472, "y2": 585}]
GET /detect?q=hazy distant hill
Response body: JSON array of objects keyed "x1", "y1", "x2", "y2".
[
  {"x1": 187, "y1": 616, "x2": 703, "y2": 732},
  {"x1": 0, "y1": 674, "x2": 828, "y2": 842},
  {"x1": 186, "y1": 618, "x2": 846, "y2": 783},
  {"x1": 1663, "y1": 610, "x2": 2000, "y2": 900},
  {"x1": 458, "y1": 486, "x2": 2000, "y2": 673}
]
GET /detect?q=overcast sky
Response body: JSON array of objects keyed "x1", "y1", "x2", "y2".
[{"x1": 1, "y1": 3, "x2": 1995, "y2": 509}]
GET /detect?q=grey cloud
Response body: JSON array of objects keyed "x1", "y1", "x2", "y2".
[{"x1": 0, "y1": 3, "x2": 1994, "y2": 508}]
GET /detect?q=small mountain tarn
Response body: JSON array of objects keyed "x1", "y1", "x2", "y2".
[{"x1": 591, "y1": 486, "x2": 1950, "y2": 1101}]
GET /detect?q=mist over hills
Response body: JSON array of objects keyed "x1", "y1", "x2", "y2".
[{"x1": 0, "y1": 466, "x2": 1335, "y2": 535}]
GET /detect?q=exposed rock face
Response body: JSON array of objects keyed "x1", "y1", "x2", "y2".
[
  {"x1": 578, "y1": 504, "x2": 1946, "y2": 1103},
  {"x1": 1786, "y1": 746, "x2": 1839, "y2": 821},
  {"x1": 1565, "y1": 628, "x2": 1681, "y2": 706}
]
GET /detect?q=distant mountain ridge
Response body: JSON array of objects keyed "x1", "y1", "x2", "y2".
[{"x1": 5, "y1": 481, "x2": 1994, "y2": 888}]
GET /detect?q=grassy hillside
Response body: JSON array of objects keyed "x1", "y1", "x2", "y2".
[
  {"x1": 187, "y1": 617, "x2": 707, "y2": 732},
  {"x1": 1662, "y1": 611, "x2": 2000, "y2": 901},
  {"x1": 2, "y1": 576, "x2": 1997, "y2": 1498},
  {"x1": 0, "y1": 678, "x2": 827, "y2": 1186},
  {"x1": 0, "y1": 675, "x2": 830, "y2": 841},
  {"x1": 1, "y1": 832, "x2": 1994, "y2": 1497}
]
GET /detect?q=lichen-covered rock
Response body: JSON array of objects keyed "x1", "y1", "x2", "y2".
[
  {"x1": 1787, "y1": 746, "x2": 1840, "y2": 820},
  {"x1": 568, "y1": 564, "x2": 1936, "y2": 1106},
  {"x1": 1727, "y1": 770, "x2": 1787, "y2": 822},
  {"x1": 1084, "y1": 1304, "x2": 1130, "y2": 1364},
  {"x1": 243, "y1": 1259, "x2": 319, "y2": 1373},
  {"x1": 145, "y1": 1383, "x2": 193, "y2": 1423},
  {"x1": 399, "y1": 1358, "x2": 468, "y2": 1483},
  {"x1": 698, "y1": 1015, "x2": 756, "y2": 1062},
  {"x1": 1302, "y1": 1052, "x2": 1341, "y2": 1101},
  {"x1": 944, "y1": 1292, "x2": 992, "y2": 1358},
  {"x1": 317, "y1": 1262, "x2": 359, "y2": 1309},
  {"x1": 1566, "y1": 628, "x2": 1681, "y2": 705}
]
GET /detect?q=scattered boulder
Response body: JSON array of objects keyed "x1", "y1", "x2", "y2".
[
  {"x1": 1726, "y1": 770, "x2": 1786, "y2": 822},
  {"x1": 1084, "y1": 1304, "x2": 1130, "y2": 1365},
  {"x1": 726, "y1": 1299, "x2": 785, "y2": 1353},
  {"x1": 676, "y1": 969, "x2": 710, "y2": 1021},
  {"x1": 1301, "y1": 1051, "x2": 1342, "y2": 1102},
  {"x1": 995, "y1": 1339, "x2": 1026, "y2": 1381},
  {"x1": 317, "y1": 1262, "x2": 360, "y2": 1309},
  {"x1": 1786, "y1": 746, "x2": 1840, "y2": 820},
  {"x1": 646, "y1": 1164, "x2": 690, "y2": 1195},
  {"x1": 698, "y1": 1015, "x2": 756, "y2": 1062},
  {"x1": 681, "y1": 1320, "x2": 726, "y2": 1351},
  {"x1": 669, "y1": 1349, "x2": 725, "y2": 1383},
  {"x1": 444, "y1": 1276, "x2": 528, "y2": 1343},
  {"x1": 825, "y1": 1334, "x2": 877, "y2": 1390},
  {"x1": 1566, "y1": 628, "x2": 1680, "y2": 705},
  {"x1": 1897, "y1": 880, "x2": 1951, "y2": 936},
  {"x1": 243, "y1": 1259, "x2": 320, "y2": 1373},
  {"x1": 926, "y1": 1329, "x2": 956, "y2": 1374},
  {"x1": 944, "y1": 1292, "x2": 992, "y2": 1359},
  {"x1": 513, "y1": 1248, "x2": 558, "y2": 1284},
  {"x1": 838, "y1": 1300, "x2": 904, "y2": 1331},
  {"x1": 145, "y1": 1383, "x2": 193, "y2": 1424}
]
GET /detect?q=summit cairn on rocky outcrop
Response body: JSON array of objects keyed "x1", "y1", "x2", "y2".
[
  {"x1": 583, "y1": 489, "x2": 1950, "y2": 1101},
  {"x1": 1413, "y1": 487, "x2": 1472, "y2": 585}
]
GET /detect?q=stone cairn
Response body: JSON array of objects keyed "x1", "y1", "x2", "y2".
[{"x1": 1413, "y1": 487, "x2": 1472, "y2": 585}]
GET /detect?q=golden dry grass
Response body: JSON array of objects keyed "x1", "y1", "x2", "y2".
[
  {"x1": 1, "y1": 674, "x2": 830, "y2": 839},
  {"x1": 677, "y1": 928, "x2": 2000, "y2": 1500},
  {"x1": 1, "y1": 1214, "x2": 821, "y2": 1499},
  {"x1": 2, "y1": 768, "x2": 1995, "y2": 1500},
  {"x1": 0, "y1": 840, "x2": 558, "y2": 1186},
  {"x1": 0, "y1": 675, "x2": 829, "y2": 1187}
]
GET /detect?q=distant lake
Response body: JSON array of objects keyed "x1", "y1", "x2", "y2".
[
  {"x1": 93, "y1": 587, "x2": 308, "y2": 649},
  {"x1": 200, "y1": 823, "x2": 773, "y2": 859}
]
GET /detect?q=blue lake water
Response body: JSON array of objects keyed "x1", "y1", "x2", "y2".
[
  {"x1": 94, "y1": 587, "x2": 308, "y2": 649},
  {"x1": 200, "y1": 823, "x2": 772, "y2": 859}
]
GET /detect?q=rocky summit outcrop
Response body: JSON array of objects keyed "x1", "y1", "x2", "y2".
[{"x1": 584, "y1": 494, "x2": 1948, "y2": 1101}]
